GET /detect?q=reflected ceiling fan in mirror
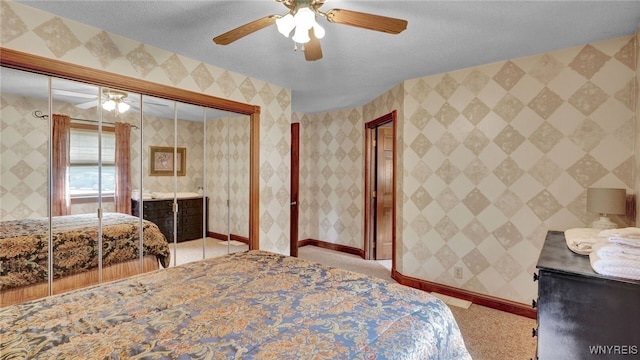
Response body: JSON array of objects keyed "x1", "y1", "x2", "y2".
[
  {"x1": 52, "y1": 88, "x2": 168, "y2": 113},
  {"x1": 96, "y1": 89, "x2": 129, "y2": 113},
  {"x1": 212, "y1": 0, "x2": 408, "y2": 61}
]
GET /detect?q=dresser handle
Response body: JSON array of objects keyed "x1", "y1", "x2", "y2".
[
  {"x1": 532, "y1": 328, "x2": 537, "y2": 337},
  {"x1": 533, "y1": 273, "x2": 539, "y2": 282},
  {"x1": 532, "y1": 299, "x2": 537, "y2": 308}
]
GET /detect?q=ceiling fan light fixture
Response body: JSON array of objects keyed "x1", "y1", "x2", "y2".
[
  {"x1": 313, "y1": 22, "x2": 325, "y2": 39},
  {"x1": 275, "y1": 13, "x2": 295, "y2": 36},
  {"x1": 277, "y1": 5, "x2": 321, "y2": 44},
  {"x1": 102, "y1": 99, "x2": 117, "y2": 111},
  {"x1": 101, "y1": 89, "x2": 129, "y2": 113},
  {"x1": 294, "y1": 7, "x2": 315, "y2": 30},
  {"x1": 117, "y1": 102, "x2": 130, "y2": 113},
  {"x1": 292, "y1": 26, "x2": 311, "y2": 43}
]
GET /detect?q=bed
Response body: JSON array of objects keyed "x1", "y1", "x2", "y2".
[
  {"x1": 0, "y1": 213, "x2": 170, "y2": 307},
  {"x1": 1, "y1": 250, "x2": 471, "y2": 359}
]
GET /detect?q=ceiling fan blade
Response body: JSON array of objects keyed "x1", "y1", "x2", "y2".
[
  {"x1": 75, "y1": 100, "x2": 98, "y2": 110},
  {"x1": 325, "y1": 9, "x2": 407, "y2": 34},
  {"x1": 304, "y1": 28, "x2": 323, "y2": 61},
  {"x1": 213, "y1": 15, "x2": 277, "y2": 45},
  {"x1": 52, "y1": 89, "x2": 97, "y2": 99}
]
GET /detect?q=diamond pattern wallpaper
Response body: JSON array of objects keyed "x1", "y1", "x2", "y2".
[
  {"x1": 377, "y1": 35, "x2": 636, "y2": 303},
  {"x1": 297, "y1": 35, "x2": 638, "y2": 304},
  {"x1": 1, "y1": 1, "x2": 291, "y2": 253},
  {"x1": 1, "y1": 1, "x2": 639, "y2": 306}
]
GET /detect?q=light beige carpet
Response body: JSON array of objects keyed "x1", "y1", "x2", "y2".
[
  {"x1": 297, "y1": 245, "x2": 537, "y2": 360},
  {"x1": 297, "y1": 246, "x2": 396, "y2": 283},
  {"x1": 168, "y1": 237, "x2": 248, "y2": 266}
]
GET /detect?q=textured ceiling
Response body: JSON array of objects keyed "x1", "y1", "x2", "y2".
[{"x1": 17, "y1": 1, "x2": 640, "y2": 114}]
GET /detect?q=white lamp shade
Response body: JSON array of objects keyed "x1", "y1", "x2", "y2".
[{"x1": 586, "y1": 188, "x2": 626, "y2": 215}]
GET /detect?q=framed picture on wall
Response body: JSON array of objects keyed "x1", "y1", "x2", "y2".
[{"x1": 149, "y1": 146, "x2": 186, "y2": 176}]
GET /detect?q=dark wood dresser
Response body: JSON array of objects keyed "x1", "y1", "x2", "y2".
[
  {"x1": 534, "y1": 231, "x2": 640, "y2": 359},
  {"x1": 131, "y1": 196, "x2": 208, "y2": 243}
]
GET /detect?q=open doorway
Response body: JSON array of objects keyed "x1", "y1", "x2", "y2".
[{"x1": 364, "y1": 111, "x2": 396, "y2": 264}]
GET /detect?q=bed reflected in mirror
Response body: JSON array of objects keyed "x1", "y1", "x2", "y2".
[{"x1": 0, "y1": 63, "x2": 253, "y2": 306}]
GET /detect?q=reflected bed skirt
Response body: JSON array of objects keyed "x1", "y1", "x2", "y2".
[{"x1": 0, "y1": 255, "x2": 159, "y2": 307}]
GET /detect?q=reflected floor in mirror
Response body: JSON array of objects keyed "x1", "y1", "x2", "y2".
[{"x1": 168, "y1": 238, "x2": 248, "y2": 266}]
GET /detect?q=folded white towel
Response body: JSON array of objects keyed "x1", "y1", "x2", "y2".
[
  {"x1": 593, "y1": 242, "x2": 640, "y2": 261},
  {"x1": 564, "y1": 228, "x2": 603, "y2": 254},
  {"x1": 590, "y1": 250, "x2": 640, "y2": 280},
  {"x1": 608, "y1": 236, "x2": 640, "y2": 249},
  {"x1": 599, "y1": 227, "x2": 640, "y2": 239}
]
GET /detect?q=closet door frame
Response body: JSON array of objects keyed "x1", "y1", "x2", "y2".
[{"x1": 0, "y1": 47, "x2": 260, "y2": 251}]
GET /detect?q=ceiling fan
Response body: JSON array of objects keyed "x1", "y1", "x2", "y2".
[
  {"x1": 53, "y1": 88, "x2": 168, "y2": 113},
  {"x1": 212, "y1": 0, "x2": 408, "y2": 61}
]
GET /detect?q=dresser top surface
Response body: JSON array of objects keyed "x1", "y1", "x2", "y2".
[
  {"x1": 132, "y1": 196, "x2": 205, "y2": 202},
  {"x1": 537, "y1": 230, "x2": 640, "y2": 285}
]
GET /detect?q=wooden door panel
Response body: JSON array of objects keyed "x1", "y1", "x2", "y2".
[{"x1": 375, "y1": 126, "x2": 393, "y2": 260}]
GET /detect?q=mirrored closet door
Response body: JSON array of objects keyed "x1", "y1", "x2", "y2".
[
  {"x1": 0, "y1": 68, "x2": 52, "y2": 305},
  {"x1": 204, "y1": 110, "x2": 251, "y2": 256},
  {"x1": 0, "y1": 62, "x2": 253, "y2": 306}
]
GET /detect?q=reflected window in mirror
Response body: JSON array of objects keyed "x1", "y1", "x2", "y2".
[{"x1": 69, "y1": 124, "x2": 116, "y2": 198}]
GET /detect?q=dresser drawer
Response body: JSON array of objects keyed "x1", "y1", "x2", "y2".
[
  {"x1": 182, "y1": 214, "x2": 203, "y2": 226},
  {"x1": 142, "y1": 209, "x2": 173, "y2": 219},
  {"x1": 182, "y1": 206, "x2": 204, "y2": 216},
  {"x1": 142, "y1": 200, "x2": 173, "y2": 211},
  {"x1": 180, "y1": 198, "x2": 203, "y2": 209}
]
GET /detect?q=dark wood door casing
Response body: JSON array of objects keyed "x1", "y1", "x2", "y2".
[
  {"x1": 364, "y1": 111, "x2": 396, "y2": 263},
  {"x1": 290, "y1": 123, "x2": 300, "y2": 257}
]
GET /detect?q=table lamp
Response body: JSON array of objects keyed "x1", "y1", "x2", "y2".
[{"x1": 586, "y1": 188, "x2": 626, "y2": 229}]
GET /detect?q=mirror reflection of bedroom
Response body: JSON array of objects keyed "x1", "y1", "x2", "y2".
[{"x1": 0, "y1": 67, "x2": 249, "y2": 307}]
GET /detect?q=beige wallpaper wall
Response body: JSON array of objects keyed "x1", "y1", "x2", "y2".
[
  {"x1": 295, "y1": 83, "x2": 406, "y2": 249},
  {"x1": 1, "y1": 1, "x2": 292, "y2": 253},
  {"x1": 295, "y1": 108, "x2": 365, "y2": 248},
  {"x1": 397, "y1": 35, "x2": 636, "y2": 304},
  {"x1": 297, "y1": 35, "x2": 637, "y2": 305}
]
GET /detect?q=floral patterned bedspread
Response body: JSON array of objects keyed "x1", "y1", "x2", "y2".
[
  {"x1": 0, "y1": 213, "x2": 170, "y2": 290},
  {"x1": 0, "y1": 250, "x2": 471, "y2": 359}
]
